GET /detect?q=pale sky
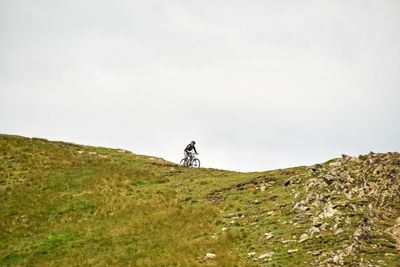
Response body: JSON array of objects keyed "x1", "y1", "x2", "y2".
[{"x1": 1, "y1": 0, "x2": 399, "y2": 171}]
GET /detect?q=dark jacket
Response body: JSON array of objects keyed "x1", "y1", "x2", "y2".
[{"x1": 184, "y1": 144, "x2": 197, "y2": 154}]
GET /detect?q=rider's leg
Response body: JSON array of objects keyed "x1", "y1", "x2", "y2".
[{"x1": 184, "y1": 151, "x2": 189, "y2": 165}]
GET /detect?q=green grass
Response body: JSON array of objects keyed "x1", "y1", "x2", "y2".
[{"x1": 0, "y1": 134, "x2": 399, "y2": 266}]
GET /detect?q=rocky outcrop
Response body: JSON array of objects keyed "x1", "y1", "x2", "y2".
[{"x1": 291, "y1": 152, "x2": 400, "y2": 265}]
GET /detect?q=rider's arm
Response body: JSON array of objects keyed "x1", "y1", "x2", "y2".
[{"x1": 194, "y1": 147, "x2": 198, "y2": 154}]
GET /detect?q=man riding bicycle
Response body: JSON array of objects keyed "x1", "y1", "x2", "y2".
[{"x1": 184, "y1": 141, "x2": 198, "y2": 161}]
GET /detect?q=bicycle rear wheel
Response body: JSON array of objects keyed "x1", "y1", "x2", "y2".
[
  {"x1": 180, "y1": 159, "x2": 187, "y2": 167},
  {"x1": 192, "y1": 159, "x2": 200, "y2": 168}
]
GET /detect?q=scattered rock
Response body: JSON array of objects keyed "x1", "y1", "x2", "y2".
[
  {"x1": 385, "y1": 253, "x2": 396, "y2": 256},
  {"x1": 328, "y1": 161, "x2": 341, "y2": 168},
  {"x1": 288, "y1": 249, "x2": 298, "y2": 253},
  {"x1": 284, "y1": 179, "x2": 292, "y2": 186},
  {"x1": 258, "y1": 252, "x2": 274, "y2": 259},
  {"x1": 264, "y1": 232, "x2": 273, "y2": 239},
  {"x1": 312, "y1": 250, "x2": 321, "y2": 256},
  {"x1": 332, "y1": 254, "x2": 343, "y2": 265},
  {"x1": 308, "y1": 226, "x2": 320, "y2": 236},
  {"x1": 352, "y1": 218, "x2": 372, "y2": 242},
  {"x1": 293, "y1": 201, "x2": 310, "y2": 212},
  {"x1": 335, "y1": 228, "x2": 344, "y2": 235},
  {"x1": 320, "y1": 222, "x2": 328, "y2": 231},
  {"x1": 311, "y1": 164, "x2": 323, "y2": 173},
  {"x1": 312, "y1": 217, "x2": 323, "y2": 227},
  {"x1": 341, "y1": 154, "x2": 350, "y2": 159},
  {"x1": 281, "y1": 240, "x2": 296, "y2": 243},
  {"x1": 349, "y1": 204, "x2": 357, "y2": 212},
  {"x1": 299, "y1": 233, "x2": 309, "y2": 242},
  {"x1": 295, "y1": 212, "x2": 311, "y2": 222},
  {"x1": 205, "y1": 253, "x2": 216, "y2": 260},
  {"x1": 319, "y1": 202, "x2": 339, "y2": 218}
]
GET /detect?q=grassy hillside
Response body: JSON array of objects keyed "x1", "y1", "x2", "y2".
[{"x1": 0, "y1": 134, "x2": 399, "y2": 266}]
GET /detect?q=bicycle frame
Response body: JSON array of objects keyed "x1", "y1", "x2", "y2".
[{"x1": 187, "y1": 153, "x2": 194, "y2": 166}]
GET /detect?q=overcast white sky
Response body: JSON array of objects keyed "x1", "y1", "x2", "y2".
[{"x1": 1, "y1": 0, "x2": 399, "y2": 171}]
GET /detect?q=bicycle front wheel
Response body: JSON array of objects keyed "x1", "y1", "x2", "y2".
[{"x1": 192, "y1": 159, "x2": 200, "y2": 168}]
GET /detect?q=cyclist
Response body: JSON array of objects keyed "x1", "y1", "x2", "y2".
[{"x1": 184, "y1": 141, "x2": 199, "y2": 161}]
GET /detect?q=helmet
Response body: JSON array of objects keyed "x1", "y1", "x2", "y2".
[{"x1": 191, "y1": 141, "x2": 196, "y2": 145}]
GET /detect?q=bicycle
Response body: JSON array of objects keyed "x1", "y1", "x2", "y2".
[{"x1": 180, "y1": 152, "x2": 200, "y2": 168}]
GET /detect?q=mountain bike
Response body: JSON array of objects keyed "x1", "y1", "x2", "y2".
[{"x1": 180, "y1": 152, "x2": 200, "y2": 168}]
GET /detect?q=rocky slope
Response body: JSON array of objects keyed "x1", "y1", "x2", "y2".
[{"x1": 289, "y1": 152, "x2": 400, "y2": 265}]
